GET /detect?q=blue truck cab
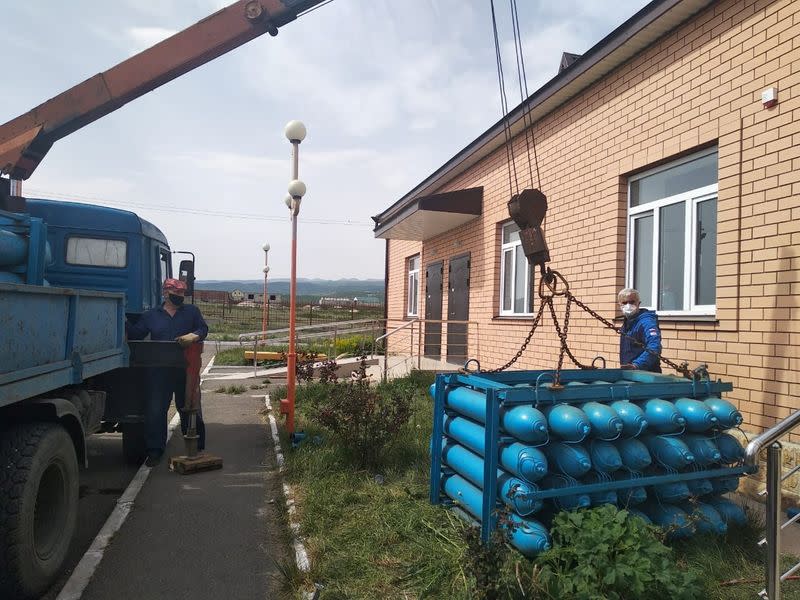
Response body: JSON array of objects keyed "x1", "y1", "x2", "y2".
[
  {"x1": 0, "y1": 191, "x2": 192, "y2": 598},
  {"x1": 26, "y1": 198, "x2": 173, "y2": 314}
]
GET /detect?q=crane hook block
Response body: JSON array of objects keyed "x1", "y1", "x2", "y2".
[{"x1": 507, "y1": 188, "x2": 550, "y2": 268}]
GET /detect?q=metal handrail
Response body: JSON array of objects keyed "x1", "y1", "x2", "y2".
[
  {"x1": 238, "y1": 317, "x2": 381, "y2": 341},
  {"x1": 375, "y1": 318, "x2": 418, "y2": 343},
  {"x1": 745, "y1": 408, "x2": 800, "y2": 600}
]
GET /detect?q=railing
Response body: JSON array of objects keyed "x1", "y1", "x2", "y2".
[
  {"x1": 375, "y1": 318, "x2": 480, "y2": 382},
  {"x1": 238, "y1": 318, "x2": 384, "y2": 376},
  {"x1": 745, "y1": 409, "x2": 800, "y2": 600},
  {"x1": 234, "y1": 317, "x2": 481, "y2": 381}
]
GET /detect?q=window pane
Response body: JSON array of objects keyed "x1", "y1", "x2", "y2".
[
  {"x1": 658, "y1": 203, "x2": 685, "y2": 310},
  {"x1": 503, "y1": 222, "x2": 520, "y2": 244},
  {"x1": 409, "y1": 255, "x2": 419, "y2": 271},
  {"x1": 633, "y1": 215, "x2": 653, "y2": 306},
  {"x1": 696, "y1": 198, "x2": 717, "y2": 305},
  {"x1": 66, "y1": 237, "x2": 127, "y2": 267},
  {"x1": 514, "y1": 245, "x2": 526, "y2": 312},
  {"x1": 502, "y1": 250, "x2": 513, "y2": 311},
  {"x1": 160, "y1": 253, "x2": 170, "y2": 283},
  {"x1": 412, "y1": 273, "x2": 418, "y2": 314},
  {"x1": 631, "y1": 152, "x2": 717, "y2": 207}
]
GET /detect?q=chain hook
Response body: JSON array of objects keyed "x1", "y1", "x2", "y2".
[{"x1": 459, "y1": 358, "x2": 482, "y2": 375}]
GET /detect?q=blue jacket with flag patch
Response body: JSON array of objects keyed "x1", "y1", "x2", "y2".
[{"x1": 620, "y1": 309, "x2": 662, "y2": 372}]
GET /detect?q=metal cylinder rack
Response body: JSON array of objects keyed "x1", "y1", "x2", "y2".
[{"x1": 429, "y1": 368, "x2": 753, "y2": 556}]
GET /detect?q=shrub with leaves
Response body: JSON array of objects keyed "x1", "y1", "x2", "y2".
[
  {"x1": 532, "y1": 506, "x2": 702, "y2": 600},
  {"x1": 310, "y1": 356, "x2": 412, "y2": 468}
]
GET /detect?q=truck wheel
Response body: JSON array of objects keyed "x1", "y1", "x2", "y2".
[
  {"x1": 122, "y1": 422, "x2": 147, "y2": 465},
  {"x1": 0, "y1": 423, "x2": 79, "y2": 599}
]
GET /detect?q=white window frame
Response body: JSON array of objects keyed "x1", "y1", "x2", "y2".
[
  {"x1": 406, "y1": 254, "x2": 420, "y2": 317},
  {"x1": 499, "y1": 222, "x2": 534, "y2": 316},
  {"x1": 626, "y1": 149, "x2": 718, "y2": 317}
]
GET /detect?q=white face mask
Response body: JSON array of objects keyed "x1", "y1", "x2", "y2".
[{"x1": 621, "y1": 303, "x2": 638, "y2": 318}]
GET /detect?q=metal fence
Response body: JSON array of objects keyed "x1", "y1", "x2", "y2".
[{"x1": 195, "y1": 292, "x2": 385, "y2": 340}]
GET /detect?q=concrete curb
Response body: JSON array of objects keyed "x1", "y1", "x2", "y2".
[{"x1": 264, "y1": 393, "x2": 312, "y2": 575}]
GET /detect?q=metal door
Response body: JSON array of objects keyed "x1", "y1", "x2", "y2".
[
  {"x1": 424, "y1": 261, "x2": 443, "y2": 358},
  {"x1": 446, "y1": 254, "x2": 470, "y2": 362}
]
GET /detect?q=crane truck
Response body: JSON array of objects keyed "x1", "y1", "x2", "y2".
[{"x1": 0, "y1": 1, "x2": 325, "y2": 597}]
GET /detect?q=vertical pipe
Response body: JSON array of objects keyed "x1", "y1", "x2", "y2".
[
  {"x1": 482, "y1": 388, "x2": 499, "y2": 544},
  {"x1": 429, "y1": 375, "x2": 447, "y2": 504},
  {"x1": 767, "y1": 443, "x2": 783, "y2": 600},
  {"x1": 10, "y1": 179, "x2": 22, "y2": 196},
  {"x1": 417, "y1": 319, "x2": 422, "y2": 370},
  {"x1": 287, "y1": 140, "x2": 300, "y2": 435}
]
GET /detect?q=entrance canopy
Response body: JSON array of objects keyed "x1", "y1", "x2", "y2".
[{"x1": 373, "y1": 187, "x2": 482, "y2": 241}]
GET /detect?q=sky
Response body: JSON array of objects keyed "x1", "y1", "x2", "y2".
[{"x1": 1, "y1": 0, "x2": 650, "y2": 280}]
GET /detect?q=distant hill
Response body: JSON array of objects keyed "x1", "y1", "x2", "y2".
[{"x1": 195, "y1": 278, "x2": 385, "y2": 299}]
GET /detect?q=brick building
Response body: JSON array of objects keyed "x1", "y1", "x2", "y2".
[{"x1": 373, "y1": 0, "x2": 799, "y2": 439}]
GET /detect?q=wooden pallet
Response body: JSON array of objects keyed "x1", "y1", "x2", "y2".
[{"x1": 169, "y1": 453, "x2": 223, "y2": 475}]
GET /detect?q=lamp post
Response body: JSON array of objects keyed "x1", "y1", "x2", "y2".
[
  {"x1": 284, "y1": 119, "x2": 307, "y2": 438},
  {"x1": 262, "y1": 242, "x2": 270, "y2": 341}
]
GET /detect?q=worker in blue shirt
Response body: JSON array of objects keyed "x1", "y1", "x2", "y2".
[
  {"x1": 127, "y1": 278, "x2": 209, "y2": 466},
  {"x1": 618, "y1": 288, "x2": 662, "y2": 373}
]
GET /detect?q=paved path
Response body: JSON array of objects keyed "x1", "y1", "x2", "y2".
[{"x1": 79, "y1": 386, "x2": 290, "y2": 600}]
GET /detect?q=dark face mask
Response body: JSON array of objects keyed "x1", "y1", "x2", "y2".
[{"x1": 168, "y1": 294, "x2": 184, "y2": 306}]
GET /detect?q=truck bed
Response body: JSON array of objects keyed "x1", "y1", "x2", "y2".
[{"x1": 0, "y1": 282, "x2": 127, "y2": 407}]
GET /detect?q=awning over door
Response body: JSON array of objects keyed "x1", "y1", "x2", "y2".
[{"x1": 373, "y1": 187, "x2": 482, "y2": 241}]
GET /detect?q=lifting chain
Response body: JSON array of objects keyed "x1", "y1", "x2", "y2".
[{"x1": 483, "y1": 267, "x2": 695, "y2": 381}]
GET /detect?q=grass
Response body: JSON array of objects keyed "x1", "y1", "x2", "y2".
[{"x1": 279, "y1": 372, "x2": 798, "y2": 599}]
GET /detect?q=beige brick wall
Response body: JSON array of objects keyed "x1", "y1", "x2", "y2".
[{"x1": 384, "y1": 0, "x2": 800, "y2": 440}]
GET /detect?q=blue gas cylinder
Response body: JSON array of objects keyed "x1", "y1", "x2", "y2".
[
  {"x1": 612, "y1": 471, "x2": 647, "y2": 505},
  {"x1": 442, "y1": 415, "x2": 548, "y2": 482},
  {"x1": 610, "y1": 401, "x2": 648, "y2": 437},
  {"x1": 637, "y1": 399, "x2": 686, "y2": 433},
  {"x1": 432, "y1": 384, "x2": 549, "y2": 444},
  {"x1": 582, "y1": 471, "x2": 618, "y2": 506},
  {"x1": 579, "y1": 402, "x2": 624, "y2": 440},
  {"x1": 687, "y1": 478, "x2": 714, "y2": 497},
  {"x1": 614, "y1": 438, "x2": 652, "y2": 471},
  {"x1": 711, "y1": 476, "x2": 740, "y2": 495},
  {"x1": 642, "y1": 503, "x2": 695, "y2": 539},
  {"x1": 714, "y1": 432, "x2": 745, "y2": 464},
  {"x1": 587, "y1": 440, "x2": 623, "y2": 473},
  {"x1": 442, "y1": 474, "x2": 551, "y2": 556},
  {"x1": 680, "y1": 502, "x2": 727, "y2": 534},
  {"x1": 543, "y1": 443, "x2": 591, "y2": 478},
  {"x1": 674, "y1": 397, "x2": 718, "y2": 433},
  {"x1": 652, "y1": 481, "x2": 691, "y2": 503},
  {"x1": 640, "y1": 434, "x2": 695, "y2": 470},
  {"x1": 542, "y1": 404, "x2": 591, "y2": 443},
  {"x1": 498, "y1": 472, "x2": 544, "y2": 516},
  {"x1": 627, "y1": 508, "x2": 652, "y2": 524},
  {"x1": 681, "y1": 434, "x2": 722, "y2": 467},
  {"x1": 704, "y1": 397, "x2": 743, "y2": 429},
  {"x1": 705, "y1": 496, "x2": 747, "y2": 527},
  {"x1": 540, "y1": 474, "x2": 591, "y2": 511}
]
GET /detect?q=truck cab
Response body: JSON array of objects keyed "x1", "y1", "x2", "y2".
[{"x1": 26, "y1": 198, "x2": 173, "y2": 315}]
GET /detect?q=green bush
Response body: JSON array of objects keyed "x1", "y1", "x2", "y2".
[
  {"x1": 531, "y1": 506, "x2": 702, "y2": 599},
  {"x1": 308, "y1": 360, "x2": 413, "y2": 468}
]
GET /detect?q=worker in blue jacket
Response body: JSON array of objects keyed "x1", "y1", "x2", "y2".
[
  {"x1": 127, "y1": 278, "x2": 209, "y2": 466},
  {"x1": 618, "y1": 288, "x2": 662, "y2": 373}
]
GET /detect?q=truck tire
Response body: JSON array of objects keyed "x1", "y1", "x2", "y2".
[
  {"x1": 122, "y1": 422, "x2": 147, "y2": 465},
  {"x1": 0, "y1": 423, "x2": 79, "y2": 600}
]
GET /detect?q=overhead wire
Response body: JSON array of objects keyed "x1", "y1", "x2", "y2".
[{"x1": 23, "y1": 187, "x2": 373, "y2": 227}]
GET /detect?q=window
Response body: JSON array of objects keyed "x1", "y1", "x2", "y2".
[
  {"x1": 500, "y1": 222, "x2": 534, "y2": 315},
  {"x1": 159, "y1": 250, "x2": 170, "y2": 284},
  {"x1": 66, "y1": 237, "x2": 127, "y2": 268},
  {"x1": 407, "y1": 255, "x2": 420, "y2": 316},
  {"x1": 627, "y1": 149, "x2": 718, "y2": 315}
]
